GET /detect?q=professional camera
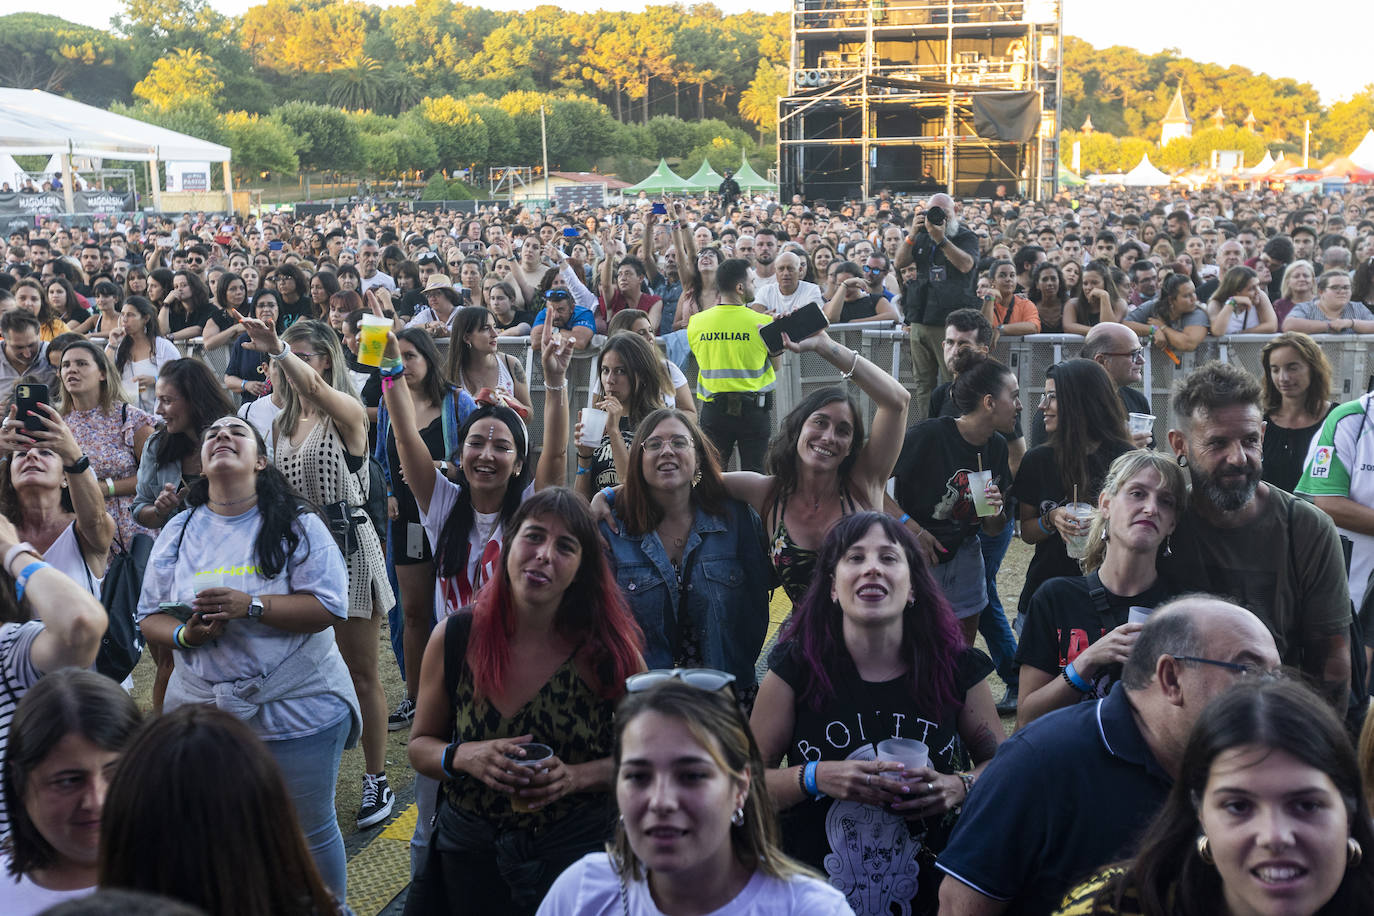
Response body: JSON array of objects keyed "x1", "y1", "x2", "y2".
[{"x1": 925, "y1": 206, "x2": 946, "y2": 227}]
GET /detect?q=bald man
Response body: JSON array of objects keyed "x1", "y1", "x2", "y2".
[
  {"x1": 753, "y1": 250, "x2": 823, "y2": 317},
  {"x1": 937, "y1": 595, "x2": 1281, "y2": 916},
  {"x1": 896, "y1": 193, "x2": 980, "y2": 420}
]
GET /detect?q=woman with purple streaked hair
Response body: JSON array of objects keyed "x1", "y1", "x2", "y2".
[{"x1": 748, "y1": 511, "x2": 1004, "y2": 916}]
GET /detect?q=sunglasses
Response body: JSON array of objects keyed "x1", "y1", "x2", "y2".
[
  {"x1": 544, "y1": 290, "x2": 572, "y2": 301},
  {"x1": 625, "y1": 668, "x2": 736, "y2": 693}
]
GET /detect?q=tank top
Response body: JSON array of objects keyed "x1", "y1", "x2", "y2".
[{"x1": 769, "y1": 488, "x2": 859, "y2": 604}]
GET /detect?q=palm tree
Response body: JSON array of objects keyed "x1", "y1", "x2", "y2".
[{"x1": 328, "y1": 53, "x2": 385, "y2": 111}]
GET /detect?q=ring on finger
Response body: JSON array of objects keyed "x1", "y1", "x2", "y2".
[{"x1": 866, "y1": 774, "x2": 872, "y2": 787}]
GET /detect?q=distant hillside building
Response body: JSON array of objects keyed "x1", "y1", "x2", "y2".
[
  {"x1": 1210, "y1": 107, "x2": 1226, "y2": 130},
  {"x1": 1161, "y1": 87, "x2": 1193, "y2": 145}
]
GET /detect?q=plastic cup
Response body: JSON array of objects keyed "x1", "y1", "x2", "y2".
[
  {"x1": 508, "y1": 743, "x2": 554, "y2": 813},
  {"x1": 1128, "y1": 413, "x2": 1156, "y2": 437},
  {"x1": 875, "y1": 738, "x2": 929, "y2": 779},
  {"x1": 357, "y1": 314, "x2": 390, "y2": 367},
  {"x1": 1062, "y1": 502, "x2": 1095, "y2": 559},
  {"x1": 578, "y1": 407, "x2": 608, "y2": 448},
  {"x1": 967, "y1": 470, "x2": 995, "y2": 517},
  {"x1": 1128, "y1": 606, "x2": 1153, "y2": 625}
]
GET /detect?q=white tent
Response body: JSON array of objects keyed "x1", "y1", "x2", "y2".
[
  {"x1": 0, "y1": 88, "x2": 233, "y2": 211},
  {"x1": 1350, "y1": 130, "x2": 1374, "y2": 172},
  {"x1": 0, "y1": 154, "x2": 25, "y2": 190},
  {"x1": 1122, "y1": 153, "x2": 1172, "y2": 186},
  {"x1": 1243, "y1": 150, "x2": 1275, "y2": 177}
]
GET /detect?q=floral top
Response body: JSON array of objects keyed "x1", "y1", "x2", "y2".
[{"x1": 64, "y1": 403, "x2": 158, "y2": 552}]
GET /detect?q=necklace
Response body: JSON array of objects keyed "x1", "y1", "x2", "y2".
[{"x1": 209, "y1": 491, "x2": 259, "y2": 510}]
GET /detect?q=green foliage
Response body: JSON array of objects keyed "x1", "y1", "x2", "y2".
[
  {"x1": 271, "y1": 101, "x2": 361, "y2": 172},
  {"x1": 218, "y1": 110, "x2": 299, "y2": 178},
  {"x1": 1318, "y1": 86, "x2": 1374, "y2": 158},
  {"x1": 0, "y1": 13, "x2": 131, "y2": 105},
  {"x1": 420, "y1": 172, "x2": 449, "y2": 200},
  {"x1": 1155, "y1": 127, "x2": 1269, "y2": 172},
  {"x1": 740, "y1": 61, "x2": 787, "y2": 136},
  {"x1": 407, "y1": 97, "x2": 489, "y2": 168}
]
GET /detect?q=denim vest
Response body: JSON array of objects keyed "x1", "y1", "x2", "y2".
[{"x1": 601, "y1": 499, "x2": 770, "y2": 687}]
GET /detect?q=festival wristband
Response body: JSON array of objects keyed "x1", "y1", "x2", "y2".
[
  {"x1": 898, "y1": 513, "x2": 911, "y2": 525},
  {"x1": 14, "y1": 560, "x2": 50, "y2": 604},
  {"x1": 1062, "y1": 660, "x2": 1092, "y2": 692},
  {"x1": 441, "y1": 740, "x2": 463, "y2": 780}
]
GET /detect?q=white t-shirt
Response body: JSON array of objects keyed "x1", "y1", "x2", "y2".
[
  {"x1": 537, "y1": 853, "x2": 851, "y2": 916},
  {"x1": 238, "y1": 397, "x2": 283, "y2": 455},
  {"x1": 753, "y1": 280, "x2": 824, "y2": 317},
  {"x1": 418, "y1": 474, "x2": 535, "y2": 619},
  {"x1": 361, "y1": 271, "x2": 398, "y2": 294},
  {"x1": 0, "y1": 854, "x2": 91, "y2": 916}
]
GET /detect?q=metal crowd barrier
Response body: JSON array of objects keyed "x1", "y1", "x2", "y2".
[{"x1": 161, "y1": 326, "x2": 1374, "y2": 484}]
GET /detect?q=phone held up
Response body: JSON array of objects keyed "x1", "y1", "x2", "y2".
[
  {"x1": 759, "y1": 302, "x2": 828, "y2": 353},
  {"x1": 15, "y1": 384, "x2": 50, "y2": 434}
]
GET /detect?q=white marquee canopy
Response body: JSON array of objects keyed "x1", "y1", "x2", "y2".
[{"x1": 0, "y1": 88, "x2": 230, "y2": 162}]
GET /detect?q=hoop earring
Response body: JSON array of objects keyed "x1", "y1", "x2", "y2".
[
  {"x1": 1162, "y1": 536, "x2": 1173, "y2": 558},
  {"x1": 1196, "y1": 834, "x2": 1213, "y2": 864},
  {"x1": 1350, "y1": 837, "x2": 1364, "y2": 867},
  {"x1": 731, "y1": 806, "x2": 745, "y2": 827},
  {"x1": 1100, "y1": 527, "x2": 1109, "y2": 542},
  {"x1": 1177, "y1": 454, "x2": 1188, "y2": 468}
]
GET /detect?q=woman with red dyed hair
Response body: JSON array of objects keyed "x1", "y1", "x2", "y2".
[
  {"x1": 405, "y1": 487, "x2": 646, "y2": 915},
  {"x1": 749, "y1": 511, "x2": 1003, "y2": 916}
]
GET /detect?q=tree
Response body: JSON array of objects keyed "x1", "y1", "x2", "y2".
[
  {"x1": 1317, "y1": 86, "x2": 1374, "y2": 159},
  {"x1": 134, "y1": 48, "x2": 222, "y2": 109},
  {"x1": 408, "y1": 96, "x2": 489, "y2": 168},
  {"x1": 329, "y1": 53, "x2": 386, "y2": 111},
  {"x1": 218, "y1": 110, "x2": 299, "y2": 179},
  {"x1": 271, "y1": 101, "x2": 361, "y2": 172},
  {"x1": 0, "y1": 14, "x2": 130, "y2": 104},
  {"x1": 740, "y1": 61, "x2": 786, "y2": 137},
  {"x1": 112, "y1": 97, "x2": 224, "y2": 146}
]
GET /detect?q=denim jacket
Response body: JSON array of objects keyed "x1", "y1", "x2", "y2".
[{"x1": 601, "y1": 498, "x2": 771, "y2": 687}]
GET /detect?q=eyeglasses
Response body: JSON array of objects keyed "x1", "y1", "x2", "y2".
[
  {"x1": 626, "y1": 668, "x2": 736, "y2": 693},
  {"x1": 1172, "y1": 656, "x2": 1281, "y2": 680},
  {"x1": 1326, "y1": 284, "x2": 1352, "y2": 293},
  {"x1": 291, "y1": 351, "x2": 327, "y2": 362},
  {"x1": 642, "y1": 435, "x2": 692, "y2": 453},
  {"x1": 1038, "y1": 391, "x2": 1057, "y2": 405},
  {"x1": 1100, "y1": 348, "x2": 1146, "y2": 362}
]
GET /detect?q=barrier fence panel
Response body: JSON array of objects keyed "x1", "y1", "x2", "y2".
[{"x1": 161, "y1": 328, "x2": 1374, "y2": 489}]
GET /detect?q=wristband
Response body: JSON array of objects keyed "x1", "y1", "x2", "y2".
[
  {"x1": 380, "y1": 361, "x2": 405, "y2": 379},
  {"x1": 1062, "y1": 660, "x2": 1092, "y2": 693},
  {"x1": 602, "y1": 487, "x2": 616, "y2": 507},
  {"x1": 803, "y1": 760, "x2": 825, "y2": 798},
  {"x1": 441, "y1": 740, "x2": 463, "y2": 780},
  {"x1": 379, "y1": 355, "x2": 402, "y2": 372},
  {"x1": 1037, "y1": 515, "x2": 1050, "y2": 535},
  {"x1": 3, "y1": 542, "x2": 37, "y2": 578},
  {"x1": 14, "y1": 560, "x2": 51, "y2": 605},
  {"x1": 105, "y1": 477, "x2": 116, "y2": 498},
  {"x1": 267, "y1": 341, "x2": 291, "y2": 361},
  {"x1": 898, "y1": 513, "x2": 911, "y2": 525},
  {"x1": 544, "y1": 381, "x2": 566, "y2": 392},
  {"x1": 173, "y1": 624, "x2": 190, "y2": 649},
  {"x1": 576, "y1": 467, "x2": 590, "y2": 476}
]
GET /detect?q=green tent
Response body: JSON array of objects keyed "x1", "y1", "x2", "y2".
[
  {"x1": 623, "y1": 158, "x2": 693, "y2": 195},
  {"x1": 732, "y1": 154, "x2": 775, "y2": 192},
  {"x1": 684, "y1": 158, "x2": 725, "y2": 191},
  {"x1": 1058, "y1": 165, "x2": 1086, "y2": 187}
]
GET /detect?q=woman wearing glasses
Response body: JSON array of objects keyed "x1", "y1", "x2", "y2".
[
  {"x1": 750, "y1": 512, "x2": 1003, "y2": 916},
  {"x1": 600, "y1": 410, "x2": 771, "y2": 707},
  {"x1": 1259, "y1": 332, "x2": 1335, "y2": 493},
  {"x1": 404, "y1": 489, "x2": 645, "y2": 915},
  {"x1": 539, "y1": 678, "x2": 850, "y2": 915},
  {"x1": 1282, "y1": 270, "x2": 1374, "y2": 334},
  {"x1": 1056, "y1": 679, "x2": 1374, "y2": 916},
  {"x1": 238, "y1": 316, "x2": 396, "y2": 832},
  {"x1": 1016, "y1": 451, "x2": 1187, "y2": 729},
  {"x1": 1011, "y1": 359, "x2": 1133, "y2": 635}
]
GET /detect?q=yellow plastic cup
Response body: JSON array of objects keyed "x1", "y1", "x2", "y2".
[{"x1": 357, "y1": 314, "x2": 390, "y2": 368}]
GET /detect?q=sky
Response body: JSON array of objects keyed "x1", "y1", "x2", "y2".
[{"x1": 13, "y1": 0, "x2": 1367, "y2": 105}]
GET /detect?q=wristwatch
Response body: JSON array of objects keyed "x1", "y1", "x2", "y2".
[
  {"x1": 63, "y1": 455, "x2": 90, "y2": 474},
  {"x1": 247, "y1": 596, "x2": 265, "y2": 619}
]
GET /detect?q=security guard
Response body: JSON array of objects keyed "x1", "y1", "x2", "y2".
[{"x1": 687, "y1": 257, "x2": 775, "y2": 471}]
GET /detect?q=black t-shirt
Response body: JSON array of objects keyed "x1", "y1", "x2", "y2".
[
  {"x1": 770, "y1": 640, "x2": 993, "y2": 916},
  {"x1": 1008, "y1": 440, "x2": 1132, "y2": 615},
  {"x1": 902, "y1": 226, "x2": 980, "y2": 326},
  {"x1": 167, "y1": 301, "x2": 217, "y2": 334},
  {"x1": 1262, "y1": 404, "x2": 1334, "y2": 494},
  {"x1": 224, "y1": 333, "x2": 268, "y2": 403},
  {"x1": 495, "y1": 307, "x2": 537, "y2": 332},
  {"x1": 893, "y1": 416, "x2": 1011, "y2": 557},
  {"x1": 276, "y1": 297, "x2": 312, "y2": 331},
  {"x1": 839, "y1": 293, "x2": 882, "y2": 323},
  {"x1": 1016, "y1": 572, "x2": 1176, "y2": 699},
  {"x1": 62, "y1": 301, "x2": 92, "y2": 324}
]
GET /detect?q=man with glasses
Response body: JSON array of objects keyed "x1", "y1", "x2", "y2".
[
  {"x1": 1161, "y1": 361, "x2": 1352, "y2": 715},
  {"x1": 1125, "y1": 259, "x2": 1158, "y2": 306},
  {"x1": 1079, "y1": 322, "x2": 1153, "y2": 448},
  {"x1": 938, "y1": 596, "x2": 1280, "y2": 916}
]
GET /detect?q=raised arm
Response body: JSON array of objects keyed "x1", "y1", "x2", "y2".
[
  {"x1": 786, "y1": 330, "x2": 909, "y2": 498},
  {"x1": 823, "y1": 277, "x2": 862, "y2": 322},
  {"x1": 642, "y1": 208, "x2": 662, "y2": 286},
  {"x1": 240, "y1": 317, "x2": 368, "y2": 456},
  {"x1": 0, "y1": 516, "x2": 105, "y2": 672},
  {"x1": 379, "y1": 332, "x2": 441, "y2": 515},
  {"x1": 533, "y1": 332, "x2": 574, "y2": 490}
]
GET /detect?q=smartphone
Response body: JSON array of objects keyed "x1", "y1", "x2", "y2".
[
  {"x1": 268, "y1": 240, "x2": 284, "y2": 251},
  {"x1": 562, "y1": 227, "x2": 579, "y2": 237},
  {"x1": 651, "y1": 203, "x2": 668, "y2": 215},
  {"x1": 15, "y1": 384, "x2": 49, "y2": 433},
  {"x1": 760, "y1": 302, "x2": 829, "y2": 353},
  {"x1": 158, "y1": 602, "x2": 197, "y2": 623},
  {"x1": 156, "y1": 236, "x2": 173, "y2": 248}
]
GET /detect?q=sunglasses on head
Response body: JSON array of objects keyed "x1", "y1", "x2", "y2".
[
  {"x1": 544, "y1": 290, "x2": 572, "y2": 301},
  {"x1": 625, "y1": 668, "x2": 736, "y2": 693}
]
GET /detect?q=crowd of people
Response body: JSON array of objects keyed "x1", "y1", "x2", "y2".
[{"x1": 0, "y1": 181, "x2": 1372, "y2": 915}]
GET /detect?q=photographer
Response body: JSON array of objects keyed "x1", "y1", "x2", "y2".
[{"x1": 896, "y1": 194, "x2": 980, "y2": 420}]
